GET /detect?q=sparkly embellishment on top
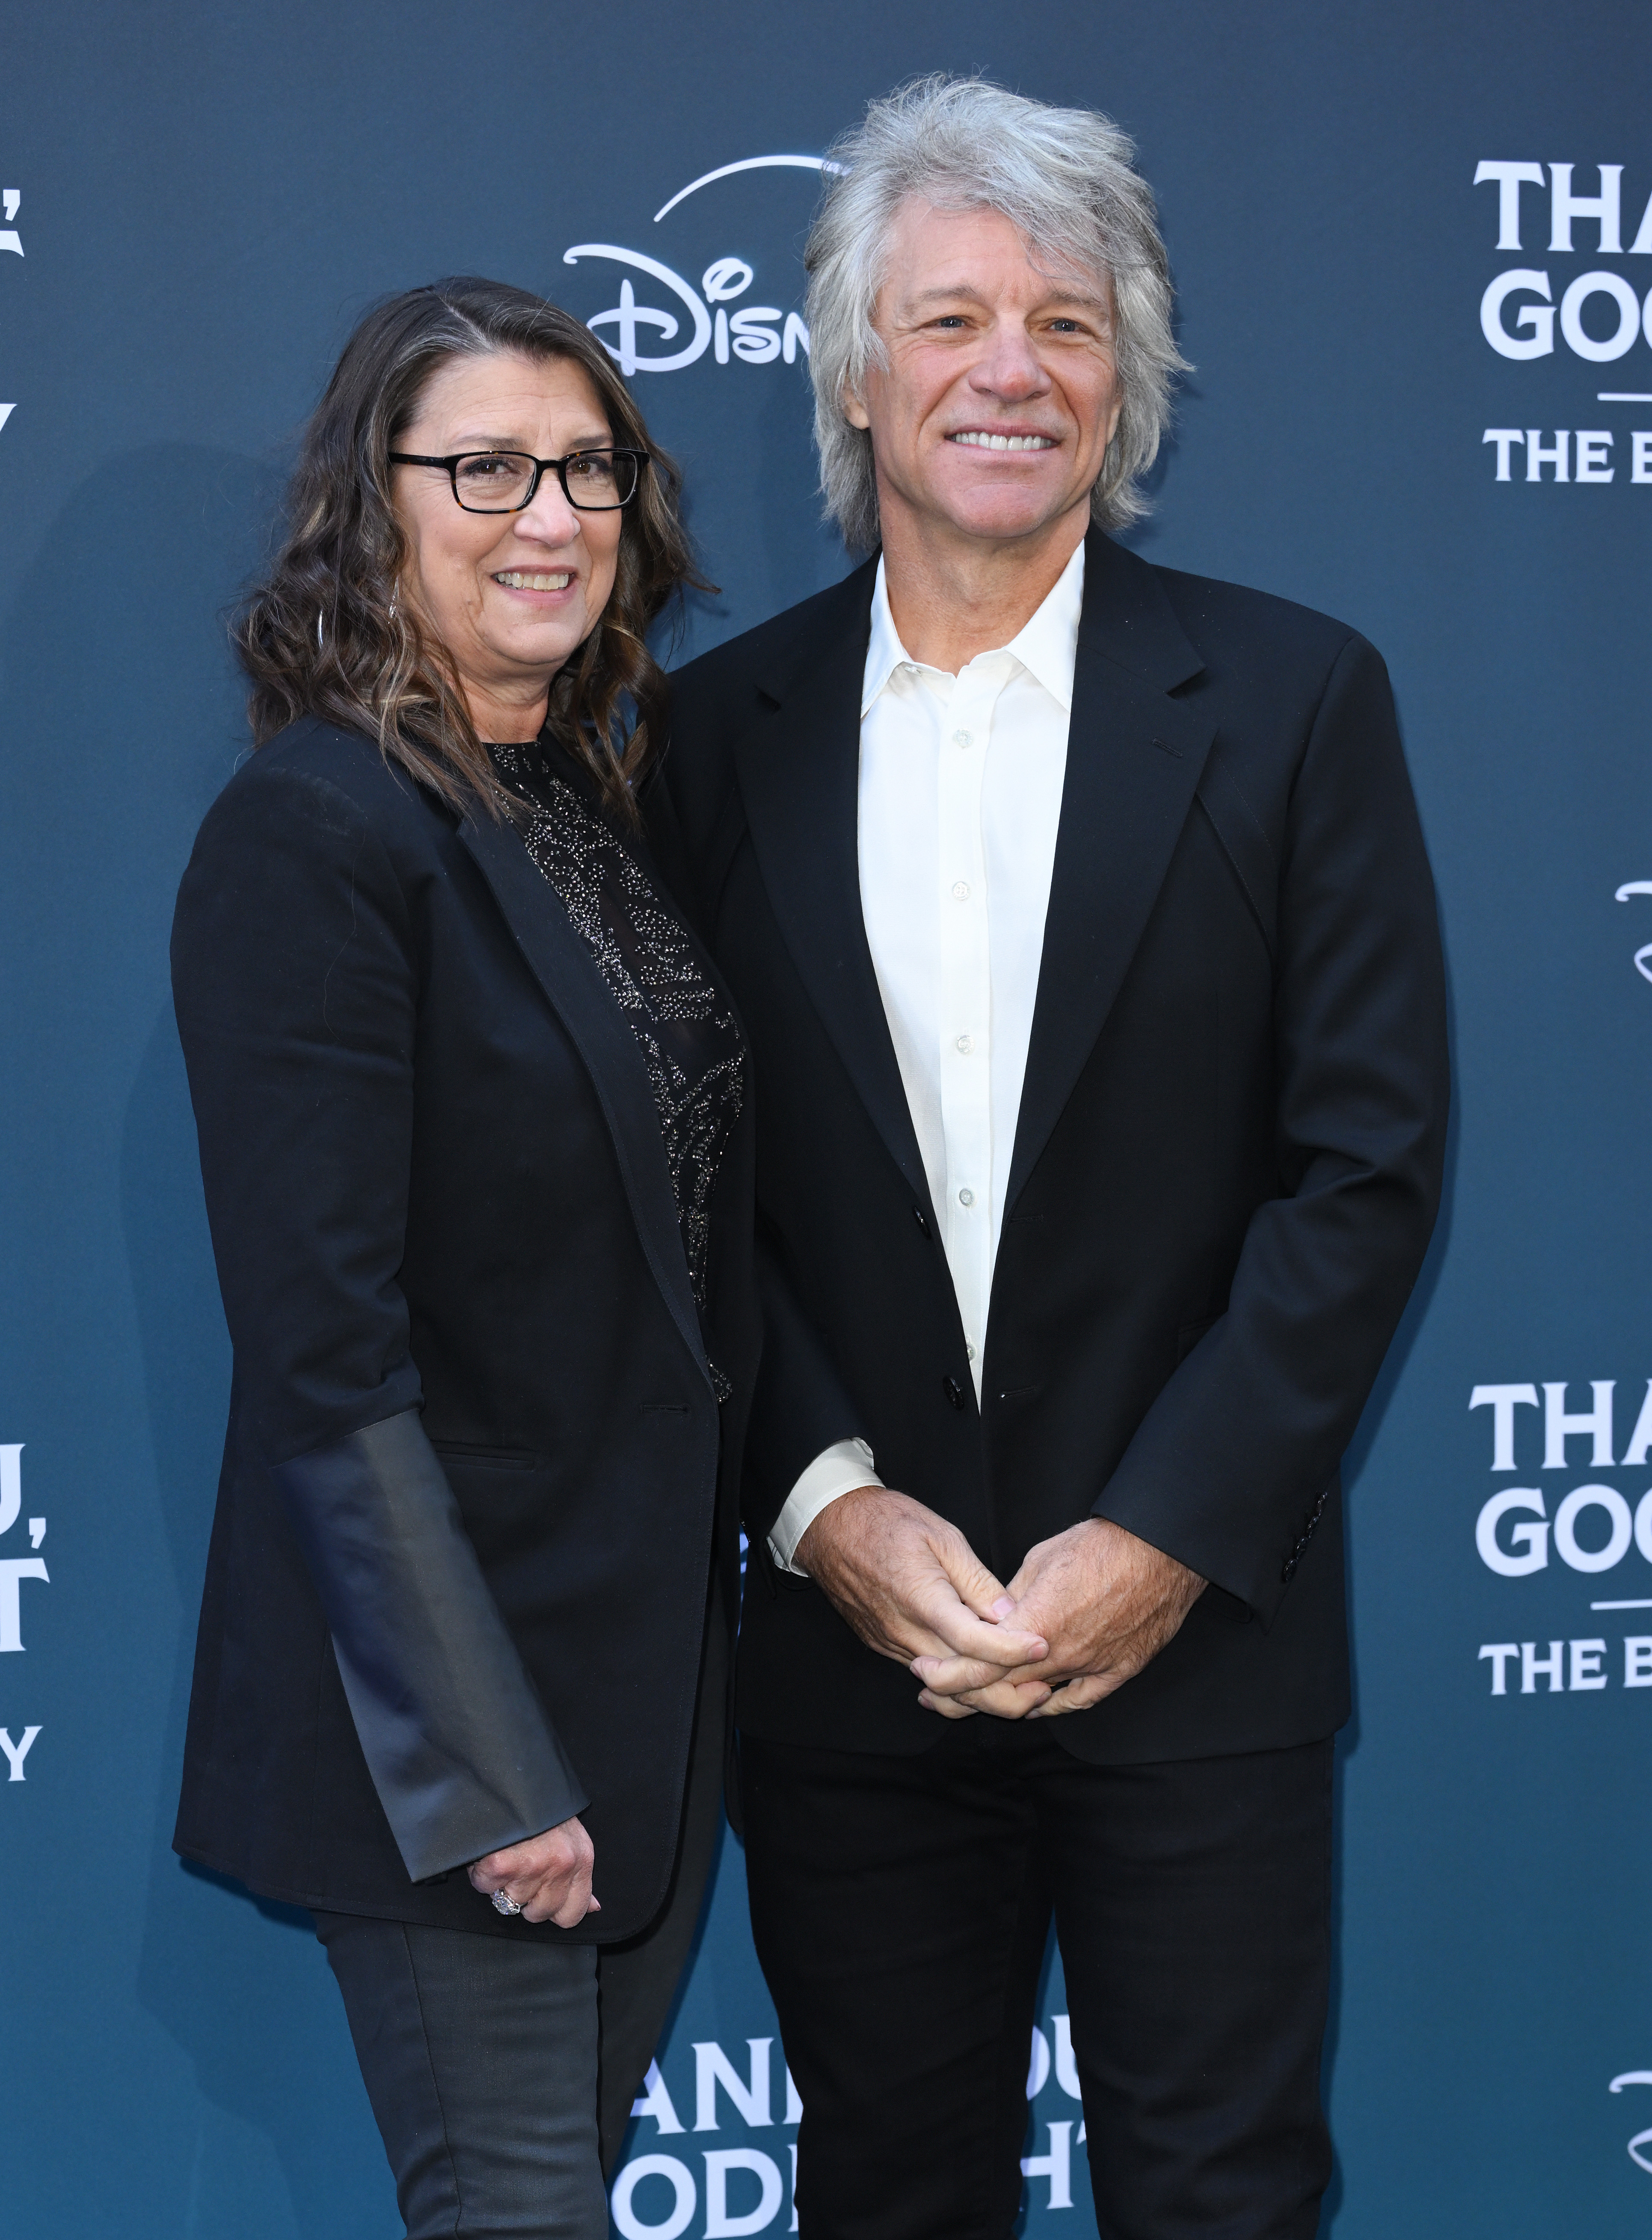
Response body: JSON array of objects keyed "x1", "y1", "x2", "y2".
[{"x1": 489, "y1": 742, "x2": 744, "y2": 1392}]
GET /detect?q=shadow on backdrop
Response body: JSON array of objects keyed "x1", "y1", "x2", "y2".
[
  {"x1": 1316, "y1": 843, "x2": 1462, "y2": 2234},
  {"x1": 124, "y1": 1002, "x2": 397, "y2": 2240},
  {"x1": 32, "y1": 442, "x2": 403, "y2": 2239}
]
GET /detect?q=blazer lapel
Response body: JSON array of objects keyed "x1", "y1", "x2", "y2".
[
  {"x1": 1005, "y1": 532, "x2": 1216, "y2": 1212},
  {"x1": 457, "y1": 809, "x2": 709, "y2": 1388},
  {"x1": 734, "y1": 563, "x2": 941, "y2": 1226}
]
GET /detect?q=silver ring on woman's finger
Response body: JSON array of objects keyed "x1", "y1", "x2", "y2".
[{"x1": 490, "y1": 1889, "x2": 524, "y2": 1917}]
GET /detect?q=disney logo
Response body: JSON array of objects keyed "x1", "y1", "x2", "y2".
[
  {"x1": 1610, "y1": 2071, "x2": 1652, "y2": 2172},
  {"x1": 564, "y1": 151, "x2": 837, "y2": 376},
  {"x1": 1616, "y1": 881, "x2": 1652, "y2": 985},
  {"x1": 563, "y1": 244, "x2": 810, "y2": 377}
]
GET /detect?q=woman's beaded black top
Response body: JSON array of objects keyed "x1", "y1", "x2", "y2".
[{"x1": 488, "y1": 739, "x2": 745, "y2": 1356}]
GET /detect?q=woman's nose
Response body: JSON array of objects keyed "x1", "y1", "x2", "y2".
[{"x1": 516, "y1": 473, "x2": 583, "y2": 542}]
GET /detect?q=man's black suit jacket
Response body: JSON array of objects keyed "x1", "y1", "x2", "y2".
[
  {"x1": 172, "y1": 721, "x2": 758, "y2": 1938},
  {"x1": 658, "y1": 529, "x2": 1449, "y2": 1764}
]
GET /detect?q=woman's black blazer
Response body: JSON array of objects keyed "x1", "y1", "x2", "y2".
[{"x1": 170, "y1": 718, "x2": 756, "y2": 1942}]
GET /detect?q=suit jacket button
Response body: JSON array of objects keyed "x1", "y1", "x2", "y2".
[{"x1": 942, "y1": 1376, "x2": 967, "y2": 1411}]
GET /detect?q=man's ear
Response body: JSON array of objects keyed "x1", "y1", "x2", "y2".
[{"x1": 840, "y1": 384, "x2": 872, "y2": 433}]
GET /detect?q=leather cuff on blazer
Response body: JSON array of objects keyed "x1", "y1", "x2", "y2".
[{"x1": 272, "y1": 1408, "x2": 587, "y2": 1883}]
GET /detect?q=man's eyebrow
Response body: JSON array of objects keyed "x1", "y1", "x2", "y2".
[{"x1": 900, "y1": 284, "x2": 1109, "y2": 312}]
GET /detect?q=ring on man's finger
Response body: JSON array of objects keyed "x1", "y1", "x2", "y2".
[{"x1": 491, "y1": 1889, "x2": 524, "y2": 1917}]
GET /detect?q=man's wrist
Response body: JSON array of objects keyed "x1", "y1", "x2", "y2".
[{"x1": 768, "y1": 1438, "x2": 883, "y2": 1575}]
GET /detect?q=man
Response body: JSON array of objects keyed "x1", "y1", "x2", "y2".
[{"x1": 658, "y1": 74, "x2": 1448, "y2": 2240}]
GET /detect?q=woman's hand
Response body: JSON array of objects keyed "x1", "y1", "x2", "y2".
[{"x1": 468, "y1": 1816, "x2": 598, "y2": 1927}]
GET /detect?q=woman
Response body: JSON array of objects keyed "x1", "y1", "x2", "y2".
[{"x1": 171, "y1": 278, "x2": 756, "y2": 2239}]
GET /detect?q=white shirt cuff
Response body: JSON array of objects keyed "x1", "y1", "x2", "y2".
[{"x1": 767, "y1": 1438, "x2": 883, "y2": 1576}]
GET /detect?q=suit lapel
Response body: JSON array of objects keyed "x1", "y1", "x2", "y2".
[
  {"x1": 1005, "y1": 532, "x2": 1215, "y2": 1211},
  {"x1": 457, "y1": 809, "x2": 709, "y2": 1388},
  {"x1": 729, "y1": 535, "x2": 1213, "y2": 1226},
  {"x1": 734, "y1": 561, "x2": 940, "y2": 1225}
]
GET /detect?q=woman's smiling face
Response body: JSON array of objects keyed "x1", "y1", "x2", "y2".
[{"x1": 390, "y1": 348, "x2": 625, "y2": 736}]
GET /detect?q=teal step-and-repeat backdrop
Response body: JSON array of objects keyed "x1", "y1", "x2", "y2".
[{"x1": 2, "y1": 3, "x2": 1649, "y2": 2232}]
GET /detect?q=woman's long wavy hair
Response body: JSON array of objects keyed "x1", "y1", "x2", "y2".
[{"x1": 237, "y1": 277, "x2": 701, "y2": 820}]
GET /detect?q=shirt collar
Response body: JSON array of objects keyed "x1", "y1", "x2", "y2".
[
  {"x1": 860, "y1": 537, "x2": 1086, "y2": 718},
  {"x1": 860, "y1": 561, "x2": 911, "y2": 715}
]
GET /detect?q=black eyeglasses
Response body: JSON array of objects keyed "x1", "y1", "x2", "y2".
[{"x1": 387, "y1": 447, "x2": 649, "y2": 513}]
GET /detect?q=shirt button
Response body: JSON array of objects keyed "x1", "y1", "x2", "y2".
[
  {"x1": 952, "y1": 729, "x2": 973, "y2": 748},
  {"x1": 955, "y1": 1035, "x2": 973, "y2": 1054},
  {"x1": 958, "y1": 1187, "x2": 975, "y2": 1207},
  {"x1": 952, "y1": 881, "x2": 970, "y2": 901},
  {"x1": 966, "y1": 1342, "x2": 977, "y2": 1361}
]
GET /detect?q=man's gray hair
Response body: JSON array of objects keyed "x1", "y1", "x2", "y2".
[{"x1": 804, "y1": 76, "x2": 1186, "y2": 550}]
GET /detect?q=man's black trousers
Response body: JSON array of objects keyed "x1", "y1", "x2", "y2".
[{"x1": 741, "y1": 1721, "x2": 1335, "y2": 2240}]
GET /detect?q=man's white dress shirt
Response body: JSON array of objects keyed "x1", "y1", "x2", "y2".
[{"x1": 768, "y1": 540, "x2": 1084, "y2": 1574}]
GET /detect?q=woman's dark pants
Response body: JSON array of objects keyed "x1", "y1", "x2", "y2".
[{"x1": 314, "y1": 1613, "x2": 726, "y2": 2240}]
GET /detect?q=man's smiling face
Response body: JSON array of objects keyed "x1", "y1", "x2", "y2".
[{"x1": 844, "y1": 199, "x2": 1124, "y2": 554}]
